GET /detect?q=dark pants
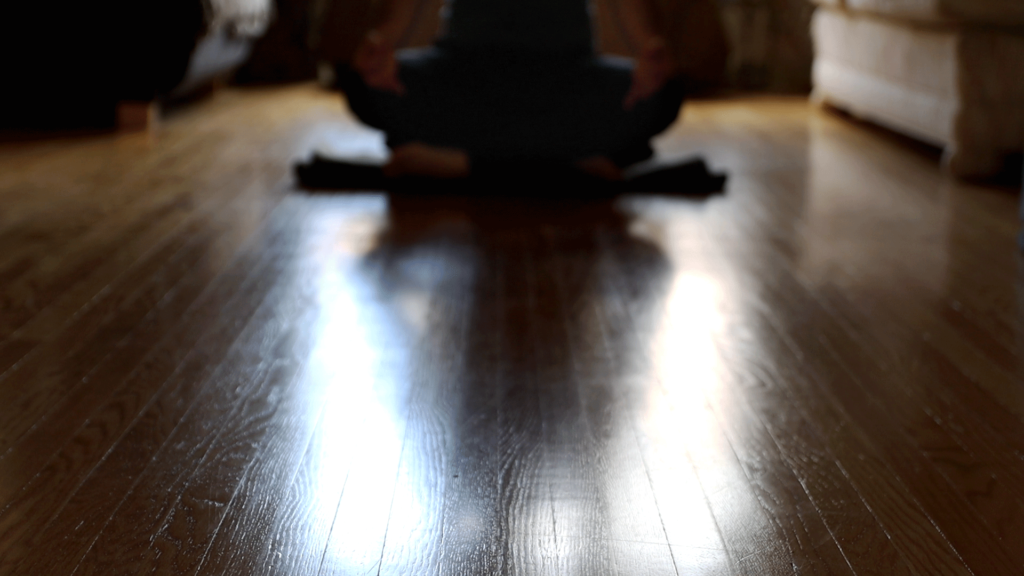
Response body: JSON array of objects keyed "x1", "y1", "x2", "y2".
[{"x1": 338, "y1": 45, "x2": 685, "y2": 167}]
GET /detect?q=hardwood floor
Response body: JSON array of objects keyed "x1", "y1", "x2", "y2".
[{"x1": 0, "y1": 85, "x2": 1021, "y2": 576}]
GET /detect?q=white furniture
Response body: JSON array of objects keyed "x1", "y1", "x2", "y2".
[{"x1": 809, "y1": 0, "x2": 1024, "y2": 177}]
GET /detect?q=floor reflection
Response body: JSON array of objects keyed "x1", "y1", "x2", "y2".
[
  {"x1": 8, "y1": 87, "x2": 1024, "y2": 576},
  {"x1": 304, "y1": 194, "x2": 734, "y2": 575}
]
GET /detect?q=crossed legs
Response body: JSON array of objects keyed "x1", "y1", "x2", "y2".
[{"x1": 338, "y1": 46, "x2": 684, "y2": 181}]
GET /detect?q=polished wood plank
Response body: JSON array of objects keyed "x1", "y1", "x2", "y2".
[
  {"x1": 663, "y1": 124, "x2": 1019, "y2": 573},
  {"x1": 196, "y1": 200, "x2": 395, "y2": 576},
  {"x1": 743, "y1": 156, "x2": 1024, "y2": 557},
  {"x1": 536, "y1": 226, "x2": 678, "y2": 576},
  {"x1": 0, "y1": 86, "x2": 1022, "y2": 576},
  {"x1": 0, "y1": 172, "x2": 282, "y2": 487},
  {"x1": 6, "y1": 201, "x2": 313, "y2": 576},
  {"x1": 680, "y1": 191, "x2": 994, "y2": 574},
  {"x1": 375, "y1": 232, "x2": 479, "y2": 576}
]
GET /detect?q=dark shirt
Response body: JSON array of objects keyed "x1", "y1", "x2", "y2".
[{"x1": 440, "y1": 0, "x2": 594, "y2": 53}]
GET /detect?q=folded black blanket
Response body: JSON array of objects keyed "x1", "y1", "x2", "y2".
[{"x1": 294, "y1": 154, "x2": 727, "y2": 198}]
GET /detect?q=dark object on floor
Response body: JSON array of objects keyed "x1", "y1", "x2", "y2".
[
  {"x1": 1019, "y1": 162, "x2": 1024, "y2": 251},
  {"x1": 294, "y1": 155, "x2": 389, "y2": 190},
  {"x1": 293, "y1": 154, "x2": 727, "y2": 197},
  {"x1": 625, "y1": 159, "x2": 728, "y2": 194}
]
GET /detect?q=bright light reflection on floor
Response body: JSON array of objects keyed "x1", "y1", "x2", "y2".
[
  {"x1": 655, "y1": 273, "x2": 724, "y2": 406},
  {"x1": 286, "y1": 201, "x2": 420, "y2": 572},
  {"x1": 646, "y1": 272, "x2": 736, "y2": 557}
]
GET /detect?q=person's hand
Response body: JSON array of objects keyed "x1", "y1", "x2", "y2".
[
  {"x1": 353, "y1": 30, "x2": 406, "y2": 95},
  {"x1": 623, "y1": 37, "x2": 675, "y2": 111}
]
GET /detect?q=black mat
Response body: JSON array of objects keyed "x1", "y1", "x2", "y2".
[{"x1": 294, "y1": 154, "x2": 727, "y2": 198}]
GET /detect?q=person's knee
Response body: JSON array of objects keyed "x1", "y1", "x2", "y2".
[
  {"x1": 333, "y1": 64, "x2": 393, "y2": 132},
  {"x1": 629, "y1": 75, "x2": 685, "y2": 138},
  {"x1": 654, "y1": 77, "x2": 687, "y2": 130},
  {"x1": 590, "y1": 54, "x2": 635, "y2": 95}
]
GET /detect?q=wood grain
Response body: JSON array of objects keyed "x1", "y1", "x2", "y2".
[{"x1": 0, "y1": 86, "x2": 1022, "y2": 576}]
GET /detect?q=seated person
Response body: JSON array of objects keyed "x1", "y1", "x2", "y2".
[{"x1": 337, "y1": 0, "x2": 685, "y2": 182}]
